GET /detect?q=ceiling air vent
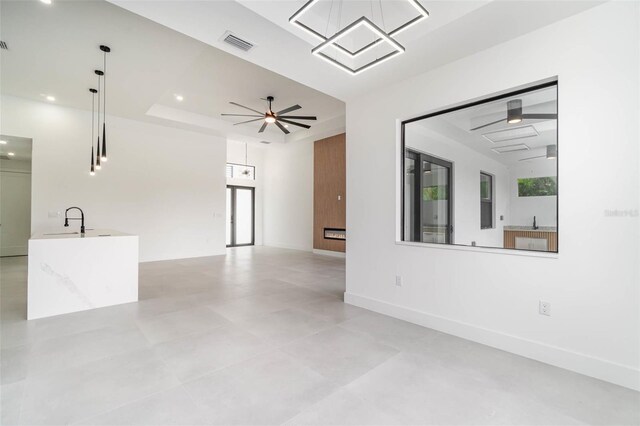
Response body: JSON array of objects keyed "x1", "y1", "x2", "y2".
[
  {"x1": 222, "y1": 31, "x2": 254, "y2": 52},
  {"x1": 260, "y1": 141, "x2": 271, "y2": 145},
  {"x1": 482, "y1": 125, "x2": 538, "y2": 143},
  {"x1": 0, "y1": 41, "x2": 8, "y2": 50},
  {"x1": 491, "y1": 144, "x2": 530, "y2": 154}
]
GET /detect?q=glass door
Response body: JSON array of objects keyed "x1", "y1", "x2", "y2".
[
  {"x1": 404, "y1": 150, "x2": 453, "y2": 244},
  {"x1": 226, "y1": 185, "x2": 255, "y2": 247}
]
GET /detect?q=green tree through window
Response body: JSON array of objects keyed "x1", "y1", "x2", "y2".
[{"x1": 517, "y1": 177, "x2": 557, "y2": 197}]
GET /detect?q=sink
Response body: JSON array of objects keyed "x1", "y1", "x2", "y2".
[{"x1": 43, "y1": 232, "x2": 79, "y2": 235}]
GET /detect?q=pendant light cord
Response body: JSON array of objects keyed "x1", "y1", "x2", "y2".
[
  {"x1": 325, "y1": 0, "x2": 335, "y2": 38},
  {"x1": 103, "y1": 51, "x2": 106, "y2": 123},
  {"x1": 378, "y1": 0, "x2": 386, "y2": 32},
  {"x1": 91, "y1": 92, "x2": 95, "y2": 146},
  {"x1": 96, "y1": 72, "x2": 101, "y2": 162}
]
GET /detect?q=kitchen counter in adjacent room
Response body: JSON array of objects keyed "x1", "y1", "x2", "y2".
[
  {"x1": 503, "y1": 226, "x2": 557, "y2": 252},
  {"x1": 27, "y1": 229, "x2": 138, "y2": 320}
]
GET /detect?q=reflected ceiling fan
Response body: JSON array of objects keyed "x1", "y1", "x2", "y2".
[
  {"x1": 470, "y1": 99, "x2": 557, "y2": 131},
  {"x1": 221, "y1": 96, "x2": 317, "y2": 134}
]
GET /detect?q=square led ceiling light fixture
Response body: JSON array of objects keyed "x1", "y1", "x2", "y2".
[
  {"x1": 289, "y1": 0, "x2": 429, "y2": 64},
  {"x1": 311, "y1": 17, "x2": 405, "y2": 75}
]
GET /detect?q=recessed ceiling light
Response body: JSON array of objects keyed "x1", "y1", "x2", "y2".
[
  {"x1": 284, "y1": 124, "x2": 289, "y2": 128},
  {"x1": 0, "y1": 140, "x2": 7, "y2": 145},
  {"x1": 7, "y1": 152, "x2": 15, "y2": 156},
  {"x1": 40, "y1": 0, "x2": 52, "y2": 4},
  {"x1": 45, "y1": 95, "x2": 55, "y2": 102},
  {"x1": 175, "y1": 94, "x2": 184, "y2": 102}
]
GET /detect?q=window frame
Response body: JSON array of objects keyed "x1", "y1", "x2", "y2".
[
  {"x1": 480, "y1": 171, "x2": 494, "y2": 230},
  {"x1": 226, "y1": 162, "x2": 256, "y2": 180},
  {"x1": 400, "y1": 79, "x2": 559, "y2": 253}
]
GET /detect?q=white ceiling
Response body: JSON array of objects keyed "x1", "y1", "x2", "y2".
[
  {"x1": 407, "y1": 84, "x2": 557, "y2": 166},
  {"x1": 107, "y1": 0, "x2": 603, "y2": 102},
  {"x1": 0, "y1": 0, "x2": 345, "y2": 144}
]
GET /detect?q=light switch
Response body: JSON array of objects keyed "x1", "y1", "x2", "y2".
[{"x1": 338, "y1": 195, "x2": 342, "y2": 201}]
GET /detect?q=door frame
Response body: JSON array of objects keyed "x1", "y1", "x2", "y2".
[
  {"x1": 226, "y1": 185, "x2": 255, "y2": 247},
  {"x1": 405, "y1": 149, "x2": 453, "y2": 244}
]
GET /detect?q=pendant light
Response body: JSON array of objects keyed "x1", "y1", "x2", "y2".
[
  {"x1": 100, "y1": 45, "x2": 110, "y2": 162},
  {"x1": 242, "y1": 143, "x2": 251, "y2": 176},
  {"x1": 89, "y1": 88, "x2": 97, "y2": 176},
  {"x1": 94, "y1": 69, "x2": 103, "y2": 170}
]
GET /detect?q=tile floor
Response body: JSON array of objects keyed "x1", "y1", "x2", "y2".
[{"x1": 1, "y1": 246, "x2": 639, "y2": 425}]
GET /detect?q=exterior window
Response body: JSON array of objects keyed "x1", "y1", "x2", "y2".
[
  {"x1": 226, "y1": 163, "x2": 255, "y2": 180},
  {"x1": 480, "y1": 172, "x2": 493, "y2": 229},
  {"x1": 517, "y1": 177, "x2": 557, "y2": 197}
]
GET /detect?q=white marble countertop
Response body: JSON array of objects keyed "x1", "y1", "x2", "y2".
[
  {"x1": 504, "y1": 226, "x2": 557, "y2": 232},
  {"x1": 31, "y1": 229, "x2": 135, "y2": 240}
]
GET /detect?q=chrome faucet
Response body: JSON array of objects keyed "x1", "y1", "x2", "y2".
[
  {"x1": 533, "y1": 216, "x2": 538, "y2": 230},
  {"x1": 64, "y1": 207, "x2": 85, "y2": 234}
]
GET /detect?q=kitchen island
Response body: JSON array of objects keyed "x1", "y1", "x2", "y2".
[{"x1": 27, "y1": 229, "x2": 138, "y2": 320}]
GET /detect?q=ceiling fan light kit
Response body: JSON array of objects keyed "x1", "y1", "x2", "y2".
[
  {"x1": 289, "y1": 0, "x2": 429, "y2": 75},
  {"x1": 507, "y1": 99, "x2": 523, "y2": 123}
]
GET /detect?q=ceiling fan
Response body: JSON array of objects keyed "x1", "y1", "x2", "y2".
[
  {"x1": 470, "y1": 99, "x2": 557, "y2": 131},
  {"x1": 221, "y1": 96, "x2": 317, "y2": 135}
]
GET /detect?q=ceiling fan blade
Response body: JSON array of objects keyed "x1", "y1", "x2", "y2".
[
  {"x1": 276, "y1": 104, "x2": 301, "y2": 115},
  {"x1": 275, "y1": 121, "x2": 290, "y2": 135},
  {"x1": 278, "y1": 118, "x2": 311, "y2": 129},
  {"x1": 278, "y1": 115, "x2": 317, "y2": 121},
  {"x1": 258, "y1": 122, "x2": 268, "y2": 133},
  {"x1": 221, "y1": 113, "x2": 263, "y2": 117},
  {"x1": 233, "y1": 118, "x2": 264, "y2": 125},
  {"x1": 521, "y1": 113, "x2": 558, "y2": 120},
  {"x1": 229, "y1": 101, "x2": 264, "y2": 115},
  {"x1": 470, "y1": 118, "x2": 506, "y2": 131}
]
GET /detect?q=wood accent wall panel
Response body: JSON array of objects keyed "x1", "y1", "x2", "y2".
[
  {"x1": 503, "y1": 230, "x2": 558, "y2": 252},
  {"x1": 314, "y1": 133, "x2": 346, "y2": 252}
]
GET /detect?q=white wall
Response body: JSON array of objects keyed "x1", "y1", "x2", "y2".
[
  {"x1": 263, "y1": 140, "x2": 314, "y2": 251},
  {"x1": 1, "y1": 96, "x2": 227, "y2": 262},
  {"x1": 226, "y1": 140, "x2": 264, "y2": 245},
  {"x1": 263, "y1": 120, "x2": 345, "y2": 252},
  {"x1": 406, "y1": 125, "x2": 510, "y2": 248},
  {"x1": 508, "y1": 160, "x2": 558, "y2": 227},
  {"x1": 345, "y1": 1, "x2": 639, "y2": 390}
]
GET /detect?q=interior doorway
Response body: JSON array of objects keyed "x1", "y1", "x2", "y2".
[
  {"x1": 226, "y1": 185, "x2": 255, "y2": 247},
  {"x1": 0, "y1": 135, "x2": 33, "y2": 257}
]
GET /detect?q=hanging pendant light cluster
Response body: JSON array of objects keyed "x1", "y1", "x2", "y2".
[
  {"x1": 289, "y1": 0, "x2": 429, "y2": 75},
  {"x1": 88, "y1": 45, "x2": 111, "y2": 176}
]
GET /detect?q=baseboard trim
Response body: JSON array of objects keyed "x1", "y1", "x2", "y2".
[
  {"x1": 312, "y1": 249, "x2": 346, "y2": 258},
  {"x1": 344, "y1": 292, "x2": 640, "y2": 391}
]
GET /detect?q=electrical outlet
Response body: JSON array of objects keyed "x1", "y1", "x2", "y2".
[
  {"x1": 539, "y1": 301, "x2": 551, "y2": 316},
  {"x1": 395, "y1": 276, "x2": 402, "y2": 287}
]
